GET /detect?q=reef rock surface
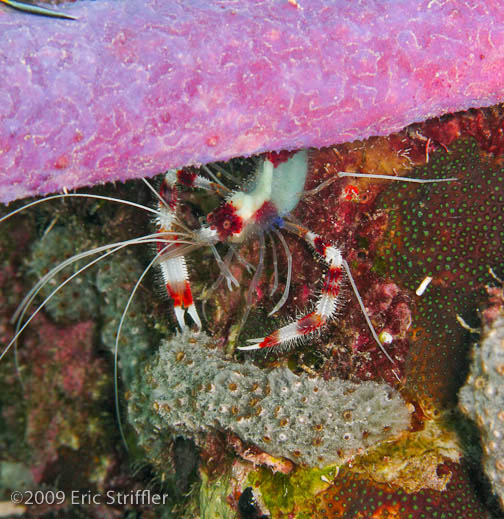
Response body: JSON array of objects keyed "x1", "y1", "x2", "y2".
[{"x1": 460, "y1": 312, "x2": 504, "y2": 509}]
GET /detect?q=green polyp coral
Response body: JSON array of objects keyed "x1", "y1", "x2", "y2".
[
  {"x1": 95, "y1": 249, "x2": 153, "y2": 383},
  {"x1": 377, "y1": 137, "x2": 504, "y2": 407},
  {"x1": 25, "y1": 210, "x2": 155, "y2": 386},
  {"x1": 128, "y1": 331, "x2": 411, "y2": 468},
  {"x1": 0, "y1": 190, "x2": 175, "y2": 507}
]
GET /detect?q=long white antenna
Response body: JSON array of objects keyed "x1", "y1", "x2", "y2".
[
  {"x1": 342, "y1": 259, "x2": 401, "y2": 382},
  {"x1": 338, "y1": 172, "x2": 457, "y2": 183}
]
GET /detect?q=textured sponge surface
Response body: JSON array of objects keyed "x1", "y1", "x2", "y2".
[{"x1": 131, "y1": 332, "x2": 411, "y2": 467}]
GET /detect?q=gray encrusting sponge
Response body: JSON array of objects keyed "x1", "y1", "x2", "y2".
[{"x1": 129, "y1": 332, "x2": 411, "y2": 467}]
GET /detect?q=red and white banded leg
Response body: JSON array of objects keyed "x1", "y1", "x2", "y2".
[
  {"x1": 164, "y1": 167, "x2": 223, "y2": 193},
  {"x1": 154, "y1": 167, "x2": 230, "y2": 330},
  {"x1": 156, "y1": 172, "x2": 205, "y2": 331},
  {"x1": 239, "y1": 228, "x2": 344, "y2": 350},
  {"x1": 158, "y1": 252, "x2": 201, "y2": 331}
]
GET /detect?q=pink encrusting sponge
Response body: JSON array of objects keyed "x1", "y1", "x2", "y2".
[{"x1": 1, "y1": 0, "x2": 504, "y2": 203}]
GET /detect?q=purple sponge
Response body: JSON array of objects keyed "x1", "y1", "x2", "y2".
[{"x1": 1, "y1": 0, "x2": 503, "y2": 202}]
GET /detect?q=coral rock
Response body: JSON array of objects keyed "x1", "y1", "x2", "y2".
[{"x1": 459, "y1": 314, "x2": 504, "y2": 509}]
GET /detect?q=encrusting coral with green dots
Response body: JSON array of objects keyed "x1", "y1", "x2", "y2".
[
  {"x1": 128, "y1": 332, "x2": 411, "y2": 468},
  {"x1": 376, "y1": 137, "x2": 504, "y2": 407}
]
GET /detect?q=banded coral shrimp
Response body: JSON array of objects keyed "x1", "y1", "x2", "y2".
[
  {"x1": 146, "y1": 147, "x2": 456, "y2": 371},
  {"x1": 0, "y1": 146, "x2": 457, "y2": 483}
]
